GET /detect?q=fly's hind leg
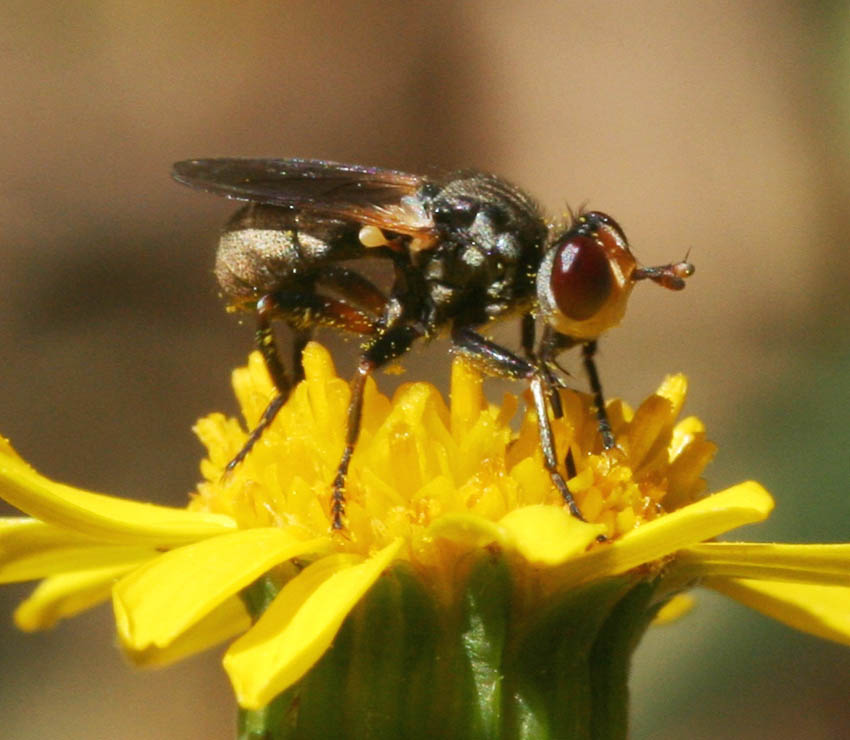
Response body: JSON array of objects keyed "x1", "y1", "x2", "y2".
[
  {"x1": 290, "y1": 327, "x2": 312, "y2": 385},
  {"x1": 331, "y1": 323, "x2": 423, "y2": 530},
  {"x1": 225, "y1": 291, "x2": 378, "y2": 476},
  {"x1": 224, "y1": 294, "x2": 293, "y2": 475},
  {"x1": 315, "y1": 265, "x2": 389, "y2": 318}
]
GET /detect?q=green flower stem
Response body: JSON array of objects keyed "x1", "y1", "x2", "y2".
[{"x1": 237, "y1": 558, "x2": 669, "y2": 739}]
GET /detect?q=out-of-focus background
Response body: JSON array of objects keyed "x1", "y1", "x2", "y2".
[{"x1": 1, "y1": 2, "x2": 848, "y2": 737}]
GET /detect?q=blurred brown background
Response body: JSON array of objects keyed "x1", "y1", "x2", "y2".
[{"x1": 1, "y1": 2, "x2": 849, "y2": 738}]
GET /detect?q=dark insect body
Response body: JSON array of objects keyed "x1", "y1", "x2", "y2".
[{"x1": 172, "y1": 158, "x2": 694, "y2": 531}]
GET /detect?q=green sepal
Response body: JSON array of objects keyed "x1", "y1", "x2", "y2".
[
  {"x1": 238, "y1": 562, "x2": 442, "y2": 739},
  {"x1": 237, "y1": 686, "x2": 297, "y2": 740},
  {"x1": 236, "y1": 559, "x2": 668, "y2": 739},
  {"x1": 446, "y1": 552, "x2": 513, "y2": 739},
  {"x1": 505, "y1": 576, "x2": 636, "y2": 739},
  {"x1": 588, "y1": 579, "x2": 666, "y2": 739},
  {"x1": 237, "y1": 573, "x2": 296, "y2": 739},
  {"x1": 240, "y1": 572, "x2": 285, "y2": 622}
]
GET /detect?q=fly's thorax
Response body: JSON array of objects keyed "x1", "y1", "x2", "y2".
[
  {"x1": 419, "y1": 173, "x2": 547, "y2": 324},
  {"x1": 427, "y1": 174, "x2": 547, "y2": 255}
]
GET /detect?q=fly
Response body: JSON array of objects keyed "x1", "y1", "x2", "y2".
[{"x1": 172, "y1": 158, "x2": 693, "y2": 530}]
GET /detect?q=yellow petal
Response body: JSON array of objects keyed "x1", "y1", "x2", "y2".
[
  {"x1": 115, "y1": 528, "x2": 330, "y2": 650},
  {"x1": 626, "y1": 394, "x2": 674, "y2": 466},
  {"x1": 674, "y1": 542, "x2": 850, "y2": 586},
  {"x1": 125, "y1": 597, "x2": 252, "y2": 668},
  {"x1": 449, "y1": 355, "x2": 485, "y2": 440},
  {"x1": 651, "y1": 593, "x2": 696, "y2": 625},
  {"x1": 551, "y1": 481, "x2": 773, "y2": 588},
  {"x1": 0, "y1": 454, "x2": 235, "y2": 545},
  {"x1": 14, "y1": 563, "x2": 137, "y2": 630},
  {"x1": 224, "y1": 539, "x2": 402, "y2": 710},
  {"x1": 668, "y1": 416, "x2": 705, "y2": 459},
  {"x1": 428, "y1": 513, "x2": 505, "y2": 549},
  {"x1": 656, "y1": 374, "x2": 688, "y2": 417},
  {"x1": 0, "y1": 436, "x2": 27, "y2": 464},
  {"x1": 498, "y1": 505, "x2": 607, "y2": 565},
  {"x1": 705, "y1": 578, "x2": 850, "y2": 647},
  {"x1": 0, "y1": 518, "x2": 156, "y2": 583}
]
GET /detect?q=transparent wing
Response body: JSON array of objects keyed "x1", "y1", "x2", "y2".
[{"x1": 172, "y1": 158, "x2": 435, "y2": 236}]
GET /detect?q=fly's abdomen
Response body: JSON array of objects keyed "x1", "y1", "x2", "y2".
[{"x1": 215, "y1": 204, "x2": 357, "y2": 306}]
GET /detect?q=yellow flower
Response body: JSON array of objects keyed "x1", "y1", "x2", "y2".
[{"x1": 1, "y1": 343, "x2": 848, "y2": 733}]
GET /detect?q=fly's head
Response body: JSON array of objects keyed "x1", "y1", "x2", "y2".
[{"x1": 537, "y1": 211, "x2": 693, "y2": 340}]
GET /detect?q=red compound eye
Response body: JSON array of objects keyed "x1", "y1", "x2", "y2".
[{"x1": 550, "y1": 235, "x2": 613, "y2": 321}]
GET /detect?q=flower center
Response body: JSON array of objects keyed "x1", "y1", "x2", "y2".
[{"x1": 189, "y1": 344, "x2": 714, "y2": 568}]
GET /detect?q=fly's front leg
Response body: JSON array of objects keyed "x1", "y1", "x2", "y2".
[
  {"x1": 451, "y1": 326, "x2": 586, "y2": 522},
  {"x1": 538, "y1": 325, "x2": 573, "y2": 420},
  {"x1": 541, "y1": 330, "x2": 616, "y2": 451},
  {"x1": 527, "y1": 372, "x2": 585, "y2": 521},
  {"x1": 538, "y1": 326, "x2": 576, "y2": 474},
  {"x1": 581, "y1": 340, "x2": 615, "y2": 450},
  {"x1": 331, "y1": 324, "x2": 423, "y2": 530}
]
